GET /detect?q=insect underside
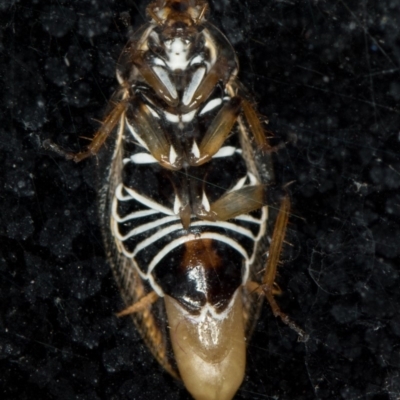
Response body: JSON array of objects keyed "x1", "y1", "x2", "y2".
[{"x1": 45, "y1": 1, "x2": 307, "y2": 399}]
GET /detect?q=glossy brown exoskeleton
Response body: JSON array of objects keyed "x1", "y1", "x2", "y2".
[{"x1": 45, "y1": 1, "x2": 307, "y2": 399}]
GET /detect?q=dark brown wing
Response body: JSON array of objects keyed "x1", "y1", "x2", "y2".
[{"x1": 96, "y1": 108, "x2": 180, "y2": 378}]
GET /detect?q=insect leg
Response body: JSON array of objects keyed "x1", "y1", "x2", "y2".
[
  {"x1": 227, "y1": 80, "x2": 272, "y2": 151},
  {"x1": 182, "y1": 57, "x2": 233, "y2": 112},
  {"x1": 43, "y1": 100, "x2": 128, "y2": 162},
  {"x1": 241, "y1": 99, "x2": 272, "y2": 151},
  {"x1": 248, "y1": 195, "x2": 309, "y2": 341},
  {"x1": 205, "y1": 185, "x2": 265, "y2": 221},
  {"x1": 116, "y1": 291, "x2": 158, "y2": 317},
  {"x1": 190, "y1": 96, "x2": 242, "y2": 166},
  {"x1": 127, "y1": 100, "x2": 182, "y2": 170},
  {"x1": 134, "y1": 53, "x2": 180, "y2": 108}
]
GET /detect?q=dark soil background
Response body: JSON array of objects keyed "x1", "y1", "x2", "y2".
[{"x1": 1, "y1": 0, "x2": 400, "y2": 399}]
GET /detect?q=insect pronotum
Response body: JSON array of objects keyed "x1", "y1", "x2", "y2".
[{"x1": 44, "y1": 1, "x2": 308, "y2": 399}]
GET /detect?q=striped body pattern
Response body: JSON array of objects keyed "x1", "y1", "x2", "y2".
[
  {"x1": 44, "y1": 1, "x2": 306, "y2": 398},
  {"x1": 69, "y1": 1, "x2": 291, "y2": 399},
  {"x1": 112, "y1": 127, "x2": 268, "y2": 310},
  {"x1": 112, "y1": 19, "x2": 269, "y2": 307},
  {"x1": 103, "y1": 1, "x2": 274, "y2": 329}
]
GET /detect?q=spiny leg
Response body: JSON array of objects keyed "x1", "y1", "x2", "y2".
[
  {"x1": 127, "y1": 100, "x2": 181, "y2": 170},
  {"x1": 146, "y1": 5, "x2": 163, "y2": 25},
  {"x1": 205, "y1": 185, "x2": 265, "y2": 221},
  {"x1": 195, "y1": 2, "x2": 208, "y2": 23},
  {"x1": 182, "y1": 57, "x2": 231, "y2": 112},
  {"x1": 43, "y1": 100, "x2": 128, "y2": 162},
  {"x1": 248, "y1": 195, "x2": 309, "y2": 342},
  {"x1": 227, "y1": 81, "x2": 273, "y2": 151},
  {"x1": 117, "y1": 268, "x2": 179, "y2": 379},
  {"x1": 241, "y1": 99, "x2": 272, "y2": 152},
  {"x1": 116, "y1": 291, "x2": 159, "y2": 317},
  {"x1": 134, "y1": 53, "x2": 179, "y2": 108},
  {"x1": 190, "y1": 97, "x2": 242, "y2": 166}
]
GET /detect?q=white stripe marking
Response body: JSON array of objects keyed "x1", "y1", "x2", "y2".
[
  {"x1": 199, "y1": 98, "x2": 223, "y2": 115},
  {"x1": 126, "y1": 120, "x2": 149, "y2": 151},
  {"x1": 212, "y1": 146, "x2": 237, "y2": 158},
  {"x1": 134, "y1": 223, "x2": 186, "y2": 256},
  {"x1": 173, "y1": 195, "x2": 182, "y2": 215},
  {"x1": 112, "y1": 188, "x2": 160, "y2": 222},
  {"x1": 115, "y1": 184, "x2": 134, "y2": 201},
  {"x1": 190, "y1": 55, "x2": 204, "y2": 66},
  {"x1": 152, "y1": 57, "x2": 166, "y2": 66},
  {"x1": 123, "y1": 185, "x2": 175, "y2": 216},
  {"x1": 228, "y1": 175, "x2": 247, "y2": 192},
  {"x1": 202, "y1": 191, "x2": 211, "y2": 212},
  {"x1": 169, "y1": 145, "x2": 178, "y2": 164},
  {"x1": 121, "y1": 214, "x2": 266, "y2": 261},
  {"x1": 146, "y1": 104, "x2": 160, "y2": 119},
  {"x1": 152, "y1": 66, "x2": 178, "y2": 99},
  {"x1": 191, "y1": 141, "x2": 200, "y2": 158},
  {"x1": 248, "y1": 172, "x2": 258, "y2": 185},
  {"x1": 203, "y1": 30, "x2": 217, "y2": 67},
  {"x1": 189, "y1": 219, "x2": 265, "y2": 241},
  {"x1": 147, "y1": 232, "x2": 250, "y2": 284},
  {"x1": 181, "y1": 110, "x2": 197, "y2": 122},
  {"x1": 114, "y1": 208, "x2": 159, "y2": 223},
  {"x1": 164, "y1": 110, "x2": 180, "y2": 123},
  {"x1": 130, "y1": 153, "x2": 158, "y2": 164},
  {"x1": 115, "y1": 215, "x2": 180, "y2": 241},
  {"x1": 234, "y1": 212, "x2": 266, "y2": 224},
  {"x1": 183, "y1": 67, "x2": 206, "y2": 105}
]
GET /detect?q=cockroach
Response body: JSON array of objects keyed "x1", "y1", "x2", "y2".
[{"x1": 44, "y1": 1, "x2": 307, "y2": 399}]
